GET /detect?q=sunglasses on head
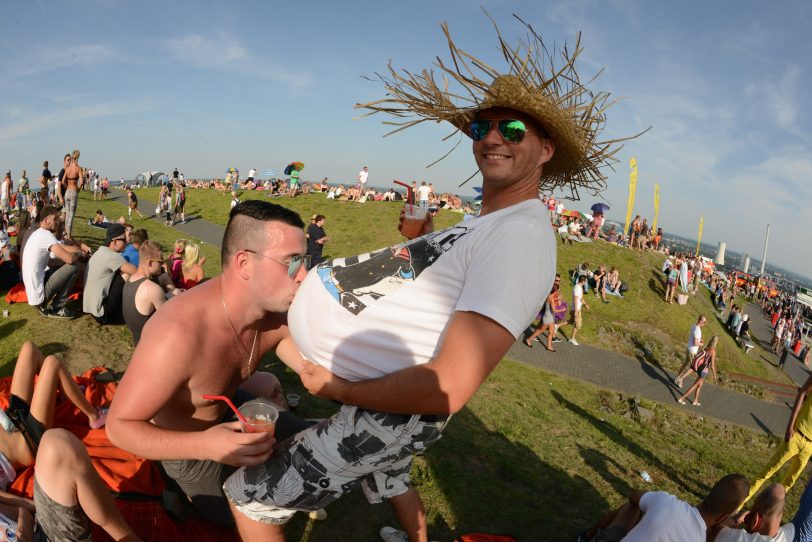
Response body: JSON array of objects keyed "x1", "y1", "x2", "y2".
[
  {"x1": 245, "y1": 249, "x2": 311, "y2": 278},
  {"x1": 469, "y1": 119, "x2": 535, "y2": 144}
]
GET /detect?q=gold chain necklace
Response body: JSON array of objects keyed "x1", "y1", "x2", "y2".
[{"x1": 220, "y1": 277, "x2": 260, "y2": 375}]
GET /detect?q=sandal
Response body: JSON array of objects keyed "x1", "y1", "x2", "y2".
[
  {"x1": 544, "y1": 346, "x2": 557, "y2": 352},
  {"x1": 677, "y1": 398, "x2": 686, "y2": 405},
  {"x1": 692, "y1": 401, "x2": 701, "y2": 406},
  {"x1": 523, "y1": 340, "x2": 534, "y2": 348}
]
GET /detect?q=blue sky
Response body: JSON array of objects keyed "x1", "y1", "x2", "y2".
[{"x1": 1, "y1": 1, "x2": 810, "y2": 276}]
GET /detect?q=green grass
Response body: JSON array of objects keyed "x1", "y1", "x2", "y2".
[
  {"x1": 554, "y1": 242, "x2": 791, "y2": 396},
  {"x1": 0, "y1": 190, "x2": 801, "y2": 540}
]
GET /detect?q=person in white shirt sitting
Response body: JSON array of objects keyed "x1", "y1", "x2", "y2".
[
  {"x1": 710, "y1": 483, "x2": 793, "y2": 542},
  {"x1": 580, "y1": 473, "x2": 749, "y2": 542}
]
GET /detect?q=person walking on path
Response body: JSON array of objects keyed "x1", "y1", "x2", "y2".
[
  {"x1": 674, "y1": 315, "x2": 707, "y2": 387},
  {"x1": 61, "y1": 149, "x2": 84, "y2": 238},
  {"x1": 676, "y1": 335, "x2": 718, "y2": 406},
  {"x1": 568, "y1": 275, "x2": 589, "y2": 346},
  {"x1": 742, "y1": 373, "x2": 812, "y2": 508},
  {"x1": 127, "y1": 187, "x2": 143, "y2": 219},
  {"x1": 524, "y1": 284, "x2": 560, "y2": 351}
]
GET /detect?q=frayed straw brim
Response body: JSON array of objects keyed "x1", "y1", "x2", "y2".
[{"x1": 355, "y1": 12, "x2": 647, "y2": 198}]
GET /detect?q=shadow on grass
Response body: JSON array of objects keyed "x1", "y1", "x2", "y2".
[
  {"x1": 39, "y1": 342, "x2": 69, "y2": 357},
  {"x1": 751, "y1": 414, "x2": 779, "y2": 435},
  {"x1": 551, "y1": 390, "x2": 710, "y2": 497},
  {"x1": 424, "y1": 406, "x2": 609, "y2": 541},
  {"x1": 0, "y1": 319, "x2": 26, "y2": 341},
  {"x1": 648, "y1": 277, "x2": 664, "y2": 298},
  {"x1": 579, "y1": 445, "x2": 634, "y2": 497},
  {"x1": 630, "y1": 338, "x2": 679, "y2": 401}
]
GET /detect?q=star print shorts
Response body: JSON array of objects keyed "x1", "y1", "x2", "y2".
[{"x1": 223, "y1": 405, "x2": 448, "y2": 525}]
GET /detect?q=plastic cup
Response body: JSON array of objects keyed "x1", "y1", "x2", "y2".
[
  {"x1": 238, "y1": 402, "x2": 278, "y2": 434},
  {"x1": 286, "y1": 393, "x2": 300, "y2": 410},
  {"x1": 401, "y1": 206, "x2": 428, "y2": 239}
]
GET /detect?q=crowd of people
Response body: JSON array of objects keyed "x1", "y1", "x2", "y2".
[{"x1": 0, "y1": 21, "x2": 811, "y2": 542}]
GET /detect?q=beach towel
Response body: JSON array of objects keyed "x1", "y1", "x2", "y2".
[
  {"x1": 1, "y1": 368, "x2": 238, "y2": 542},
  {"x1": 4, "y1": 281, "x2": 82, "y2": 304}
]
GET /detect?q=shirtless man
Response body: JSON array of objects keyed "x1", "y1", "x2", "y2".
[{"x1": 107, "y1": 200, "x2": 312, "y2": 527}]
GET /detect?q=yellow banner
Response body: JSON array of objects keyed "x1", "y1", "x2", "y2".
[
  {"x1": 695, "y1": 216, "x2": 704, "y2": 256},
  {"x1": 623, "y1": 158, "x2": 638, "y2": 240},
  {"x1": 651, "y1": 183, "x2": 660, "y2": 233}
]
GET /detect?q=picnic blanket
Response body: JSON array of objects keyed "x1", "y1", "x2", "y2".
[
  {"x1": 1, "y1": 367, "x2": 238, "y2": 542},
  {"x1": 5, "y1": 281, "x2": 83, "y2": 304}
]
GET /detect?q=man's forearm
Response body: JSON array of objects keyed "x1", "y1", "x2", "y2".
[
  {"x1": 107, "y1": 419, "x2": 210, "y2": 461},
  {"x1": 333, "y1": 364, "x2": 466, "y2": 415}
]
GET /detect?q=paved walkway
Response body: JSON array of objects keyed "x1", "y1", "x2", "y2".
[
  {"x1": 108, "y1": 188, "x2": 226, "y2": 247},
  {"x1": 745, "y1": 301, "x2": 810, "y2": 387},
  {"x1": 104, "y1": 189, "x2": 801, "y2": 436}
]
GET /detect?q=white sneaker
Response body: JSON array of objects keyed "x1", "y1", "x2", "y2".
[
  {"x1": 308, "y1": 508, "x2": 327, "y2": 520},
  {"x1": 569, "y1": 338, "x2": 580, "y2": 346},
  {"x1": 380, "y1": 526, "x2": 408, "y2": 542}
]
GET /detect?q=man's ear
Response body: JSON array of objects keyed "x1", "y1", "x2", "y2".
[
  {"x1": 538, "y1": 137, "x2": 556, "y2": 167},
  {"x1": 744, "y1": 511, "x2": 761, "y2": 533}
]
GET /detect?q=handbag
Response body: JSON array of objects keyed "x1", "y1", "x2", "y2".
[{"x1": 690, "y1": 350, "x2": 708, "y2": 373}]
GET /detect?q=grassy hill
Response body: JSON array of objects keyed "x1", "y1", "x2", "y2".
[{"x1": 0, "y1": 190, "x2": 800, "y2": 540}]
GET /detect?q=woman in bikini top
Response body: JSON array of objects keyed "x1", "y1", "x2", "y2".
[{"x1": 64, "y1": 152, "x2": 83, "y2": 191}]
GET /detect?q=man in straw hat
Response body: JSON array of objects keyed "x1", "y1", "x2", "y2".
[{"x1": 223, "y1": 14, "x2": 637, "y2": 542}]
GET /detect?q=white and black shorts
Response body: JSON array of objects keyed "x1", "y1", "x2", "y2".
[{"x1": 223, "y1": 405, "x2": 447, "y2": 525}]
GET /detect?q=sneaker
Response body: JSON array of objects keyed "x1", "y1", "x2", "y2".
[
  {"x1": 379, "y1": 527, "x2": 408, "y2": 542},
  {"x1": 673, "y1": 377, "x2": 682, "y2": 389},
  {"x1": 46, "y1": 306, "x2": 79, "y2": 319},
  {"x1": 569, "y1": 338, "x2": 579, "y2": 346},
  {"x1": 552, "y1": 337, "x2": 563, "y2": 343},
  {"x1": 308, "y1": 508, "x2": 327, "y2": 521},
  {"x1": 90, "y1": 407, "x2": 108, "y2": 429}
]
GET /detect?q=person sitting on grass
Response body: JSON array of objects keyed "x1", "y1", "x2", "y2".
[
  {"x1": 0, "y1": 341, "x2": 107, "y2": 475},
  {"x1": 122, "y1": 240, "x2": 166, "y2": 346},
  {"x1": 592, "y1": 264, "x2": 610, "y2": 303},
  {"x1": 676, "y1": 335, "x2": 718, "y2": 406},
  {"x1": 82, "y1": 223, "x2": 137, "y2": 325},
  {"x1": 558, "y1": 218, "x2": 573, "y2": 245},
  {"x1": 710, "y1": 483, "x2": 792, "y2": 542},
  {"x1": 605, "y1": 266, "x2": 624, "y2": 298},
  {"x1": 88, "y1": 209, "x2": 111, "y2": 228},
  {"x1": 177, "y1": 241, "x2": 205, "y2": 290},
  {"x1": 580, "y1": 473, "x2": 749, "y2": 542},
  {"x1": 122, "y1": 228, "x2": 148, "y2": 267},
  {"x1": 606, "y1": 224, "x2": 620, "y2": 244}
]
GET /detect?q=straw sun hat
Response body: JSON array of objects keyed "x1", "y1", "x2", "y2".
[{"x1": 356, "y1": 13, "x2": 645, "y2": 197}]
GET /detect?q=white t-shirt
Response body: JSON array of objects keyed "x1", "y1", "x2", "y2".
[
  {"x1": 573, "y1": 283, "x2": 584, "y2": 311},
  {"x1": 248, "y1": 169, "x2": 256, "y2": 178},
  {"x1": 288, "y1": 199, "x2": 556, "y2": 381},
  {"x1": 688, "y1": 324, "x2": 702, "y2": 354},
  {"x1": 556, "y1": 202, "x2": 564, "y2": 214},
  {"x1": 358, "y1": 169, "x2": 368, "y2": 184},
  {"x1": 622, "y1": 491, "x2": 705, "y2": 542},
  {"x1": 417, "y1": 185, "x2": 431, "y2": 201},
  {"x1": 22, "y1": 228, "x2": 59, "y2": 306},
  {"x1": 715, "y1": 523, "x2": 794, "y2": 542}
]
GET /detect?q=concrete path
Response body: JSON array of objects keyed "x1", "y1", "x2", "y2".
[
  {"x1": 108, "y1": 188, "x2": 226, "y2": 247},
  {"x1": 745, "y1": 301, "x2": 810, "y2": 387},
  {"x1": 104, "y1": 188, "x2": 798, "y2": 436}
]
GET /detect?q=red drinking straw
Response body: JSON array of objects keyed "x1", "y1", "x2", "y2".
[
  {"x1": 394, "y1": 180, "x2": 413, "y2": 212},
  {"x1": 202, "y1": 394, "x2": 249, "y2": 424}
]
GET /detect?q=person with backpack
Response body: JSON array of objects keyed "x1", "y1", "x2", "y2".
[
  {"x1": 676, "y1": 335, "x2": 718, "y2": 406},
  {"x1": 174, "y1": 183, "x2": 186, "y2": 224}
]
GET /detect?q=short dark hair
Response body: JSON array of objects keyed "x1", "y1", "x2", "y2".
[
  {"x1": 314, "y1": 215, "x2": 325, "y2": 222},
  {"x1": 221, "y1": 200, "x2": 304, "y2": 267},
  {"x1": 702, "y1": 473, "x2": 749, "y2": 517},
  {"x1": 131, "y1": 229, "x2": 148, "y2": 246}
]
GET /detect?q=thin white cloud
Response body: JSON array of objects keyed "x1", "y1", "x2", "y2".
[
  {"x1": 11, "y1": 44, "x2": 118, "y2": 78},
  {"x1": 0, "y1": 102, "x2": 144, "y2": 144},
  {"x1": 167, "y1": 33, "x2": 248, "y2": 66},
  {"x1": 165, "y1": 32, "x2": 312, "y2": 91},
  {"x1": 745, "y1": 64, "x2": 802, "y2": 133}
]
